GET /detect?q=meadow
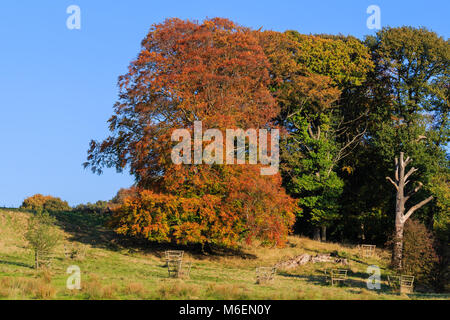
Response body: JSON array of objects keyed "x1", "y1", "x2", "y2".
[{"x1": 0, "y1": 208, "x2": 448, "y2": 300}]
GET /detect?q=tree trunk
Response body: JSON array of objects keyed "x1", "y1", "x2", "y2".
[
  {"x1": 392, "y1": 224, "x2": 404, "y2": 269},
  {"x1": 35, "y1": 250, "x2": 39, "y2": 269},
  {"x1": 321, "y1": 226, "x2": 327, "y2": 242},
  {"x1": 313, "y1": 228, "x2": 321, "y2": 241},
  {"x1": 386, "y1": 152, "x2": 433, "y2": 270},
  {"x1": 392, "y1": 160, "x2": 406, "y2": 269}
]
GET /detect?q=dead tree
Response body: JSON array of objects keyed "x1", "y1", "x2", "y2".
[{"x1": 386, "y1": 152, "x2": 433, "y2": 270}]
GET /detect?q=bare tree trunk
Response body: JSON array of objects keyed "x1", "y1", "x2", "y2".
[
  {"x1": 393, "y1": 224, "x2": 404, "y2": 269},
  {"x1": 321, "y1": 226, "x2": 327, "y2": 242},
  {"x1": 386, "y1": 152, "x2": 433, "y2": 270}
]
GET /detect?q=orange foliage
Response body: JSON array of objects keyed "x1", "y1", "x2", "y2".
[
  {"x1": 87, "y1": 18, "x2": 297, "y2": 247},
  {"x1": 21, "y1": 194, "x2": 71, "y2": 212},
  {"x1": 111, "y1": 164, "x2": 296, "y2": 247},
  {"x1": 21, "y1": 194, "x2": 52, "y2": 211}
]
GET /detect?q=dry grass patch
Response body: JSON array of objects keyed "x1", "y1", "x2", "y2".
[
  {"x1": 81, "y1": 274, "x2": 119, "y2": 300},
  {"x1": 206, "y1": 283, "x2": 250, "y2": 300},
  {"x1": 123, "y1": 282, "x2": 147, "y2": 298},
  {"x1": 156, "y1": 280, "x2": 200, "y2": 300},
  {"x1": 0, "y1": 276, "x2": 56, "y2": 299},
  {"x1": 39, "y1": 268, "x2": 53, "y2": 284}
]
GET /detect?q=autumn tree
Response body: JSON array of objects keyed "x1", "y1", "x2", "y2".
[{"x1": 85, "y1": 18, "x2": 296, "y2": 248}]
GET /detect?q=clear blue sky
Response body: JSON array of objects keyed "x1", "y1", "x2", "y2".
[{"x1": 0, "y1": 1, "x2": 448, "y2": 207}]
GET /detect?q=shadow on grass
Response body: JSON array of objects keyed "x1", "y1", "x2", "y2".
[
  {"x1": 407, "y1": 292, "x2": 450, "y2": 299},
  {"x1": 278, "y1": 269, "x2": 396, "y2": 294},
  {"x1": 277, "y1": 271, "x2": 327, "y2": 286},
  {"x1": 51, "y1": 210, "x2": 120, "y2": 251},
  {"x1": 49, "y1": 210, "x2": 257, "y2": 260},
  {"x1": 0, "y1": 259, "x2": 33, "y2": 269},
  {"x1": 117, "y1": 237, "x2": 257, "y2": 261}
]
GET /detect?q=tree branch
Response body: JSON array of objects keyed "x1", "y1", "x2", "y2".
[
  {"x1": 415, "y1": 135, "x2": 427, "y2": 143},
  {"x1": 395, "y1": 157, "x2": 399, "y2": 181},
  {"x1": 404, "y1": 156, "x2": 412, "y2": 167},
  {"x1": 403, "y1": 196, "x2": 434, "y2": 222},
  {"x1": 307, "y1": 123, "x2": 314, "y2": 139},
  {"x1": 404, "y1": 167, "x2": 418, "y2": 182},
  {"x1": 405, "y1": 182, "x2": 423, "y2": 201},
  {"x1": 386, "y1": 177, "x2": 399, "y2": 191}
]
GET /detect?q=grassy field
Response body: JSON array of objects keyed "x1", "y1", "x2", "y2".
[{"x1": 0, "y1": 208, "x2": 448, "y2": 300}]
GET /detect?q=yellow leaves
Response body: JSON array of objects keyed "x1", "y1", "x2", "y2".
[{"x1": 341, "y1": 166, "x2": 354, "y2": 174}]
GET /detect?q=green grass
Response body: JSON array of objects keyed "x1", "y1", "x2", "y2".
[{"x1": 0, "y1": 208, "x2": 448, "y2": 300}]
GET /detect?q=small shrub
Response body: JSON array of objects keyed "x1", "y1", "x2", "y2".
[
  {"x1": 25, "y1": 210, "x2": 60, "y2": 269},
  {"x1": 402, "y1": 219, "x2": 439, "y2": 290}
]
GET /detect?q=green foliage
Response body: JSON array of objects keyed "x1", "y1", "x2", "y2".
[
  {"x1": 364, "y1": 26, "x2": 449, "y2": 234},
  {"x1": 429, "y1": 172, "x2": 450, "y2": 242},
  {"x1": 261, "y1": 31, "x2": 373, "y2": 237},
  {"x1": 43, "y1": 198, "x2": 71, "y2": 213},
  {"x1": 401, "y1": 219, "x2": 440, "y2": 290},
  {"x1": 285, "y1": 31, "x2": 374, "y2": 87},
  {"x1": 366, "y1": 26, "x2": 449, "y2": 124},
  {"x1": 281, "y1": 114, "x2": 344, "y2": 230},
  {"x1": 25, "y1": 210, "x2": 60, "y2": 269},
  {"x1": 74, "y1": 200, "x2": 110, "y2": 215},
  {"x1": 338, "y1": 26, "x2": 449, "y2": 245}
]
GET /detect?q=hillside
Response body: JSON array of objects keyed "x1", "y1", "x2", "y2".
[{"x1": 0, "y1": 208, "x2": 447, "y2": 300}]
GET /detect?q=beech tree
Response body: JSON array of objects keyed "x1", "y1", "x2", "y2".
[
  {"x1": 386, "y1": 152, "x2": 433, "y2": 269},
  {"x1": 85, "y1": 18, "x2": 296, "y2": 248}
]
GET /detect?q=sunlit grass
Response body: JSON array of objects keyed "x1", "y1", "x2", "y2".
[{"x1": 0, "y1": 209, "x2": 448, "y2": 300}]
